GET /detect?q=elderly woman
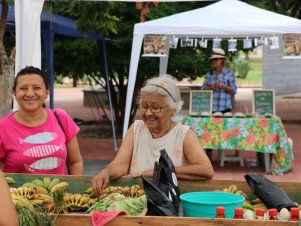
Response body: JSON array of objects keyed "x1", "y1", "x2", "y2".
[{"x1": 92, "y1": 74, "x2": 214, "y2": 195}]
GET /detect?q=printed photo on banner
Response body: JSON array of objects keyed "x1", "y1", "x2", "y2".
[
  {"x1": 143, "y1": 35, "x2": 167, "y2": 56},
  {"x1": 228, "y1": 39, "x2": 237, "y2": 52},
  {"x1": 212, "y1": 38, "x2": 221, "y2": 51},
  {"x1": 198, "y1": 39, "x2": 208, "y2": 48},
  {"x1": 269, "y1": 36, "x2": 279, "y2": 49},
  {"x1": 243, "y1": 38, "x2": 252, "y2": 49},
  {"x1": 169, "y1": 37, "x2": 179, "y2": 49},
  {"x1": 181, "y1": 38, "x2": 194, "y2": 47},
  {"x1": 283, "y1": 34, "x2": 301, "y2": 58}
]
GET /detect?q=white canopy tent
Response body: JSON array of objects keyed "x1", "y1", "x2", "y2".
[{"x1": 123, "y1": 0, "x2": 301, "y2": 138}]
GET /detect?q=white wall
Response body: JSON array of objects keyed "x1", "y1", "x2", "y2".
[{"x1": 263, "y1": 38, "x2": 301, "y2": 96}]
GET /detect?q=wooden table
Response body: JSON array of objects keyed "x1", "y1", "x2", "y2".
[
  {"x1": 6, "y1": 174, "x2": 301, "y2": 226},
  {"x1": 182, "y1": 116, "x2": 293, "y2": 174}
]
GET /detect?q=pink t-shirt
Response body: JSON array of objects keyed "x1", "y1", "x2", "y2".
[{"x1": 0, "y1": 108, "x2": 79, "y2": 174}]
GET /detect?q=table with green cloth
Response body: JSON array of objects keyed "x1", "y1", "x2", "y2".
[{"x1": 182, "y1": 116, "x2": 294, "y2": 175}]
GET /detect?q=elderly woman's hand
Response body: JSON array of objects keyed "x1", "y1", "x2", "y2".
[{"x1": 92, "y1": 168, "x2": 110, "y2": 196}]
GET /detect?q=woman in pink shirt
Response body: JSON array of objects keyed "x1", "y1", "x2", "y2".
[{"x1": 0, "y1": 66, "x2": 83, "y2": 175}]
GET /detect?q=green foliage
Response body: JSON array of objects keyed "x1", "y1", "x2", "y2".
[{"x1": 234, "y1": 59, "x2": 252, "y2": 79}]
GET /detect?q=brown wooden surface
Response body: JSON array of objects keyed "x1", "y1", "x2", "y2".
[
  {"x1": 6, "y1": 174, "x2": 301, "y2": 226},
  {"x1": 54, "y1": 215, "x2": 300, "y2": 226}
]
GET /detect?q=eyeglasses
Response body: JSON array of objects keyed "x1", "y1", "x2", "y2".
[
  {"x1": 139, "y1": 104, "x2": 169, "y2": 113},
  {"x1": 211, "y1": 58, "x2": 221, "y2": 62}
]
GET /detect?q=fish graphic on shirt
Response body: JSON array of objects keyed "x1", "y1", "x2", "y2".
[
  {"x1": 27, "y1": 157, "x2": 64, "y2": 171},
  {"x1": 19, "y1": 132, "x2": 58, "y2": 144},
  {"x1": 23, "y1": 144, "x2": 63, "y2": 158}
]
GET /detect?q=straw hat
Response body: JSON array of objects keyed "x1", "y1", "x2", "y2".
[{"x1": 209, "y1": 49, "x2": 227, "y2": 60}]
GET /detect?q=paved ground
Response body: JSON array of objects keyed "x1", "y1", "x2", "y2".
[{"x1": 51, "y1": 87, "x2": 301, "y2": 181}]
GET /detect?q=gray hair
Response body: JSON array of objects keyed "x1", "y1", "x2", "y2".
[{"x1": 140, "y1": 74, "x2": 183, "y2": 114}]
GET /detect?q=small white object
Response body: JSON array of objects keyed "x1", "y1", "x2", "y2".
[
  {"x1": 278, "y1": 208, "x2": 290, "y2": 221},
  {"x1": 243, "y1": 210, "x2": 255, "y2": 219}
]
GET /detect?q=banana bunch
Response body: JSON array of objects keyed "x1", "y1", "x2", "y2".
[
  {"x1": 10, "y1": 187, "x2": 54, "y2": 211},
  {"x1": 85, "y1": 184, "x2": 145, "y2": 200},
  {"x1": 215, "y1": 184, "x2": 249, "y2": 199},
  {"x1": 11, "y1": 194, "x2": 34, "y2": 210},
  {"x1": 251, "y1": 198, "x2": 268, "y2": 211},
  {"x1": 63, "y1": 193, "x2": 90, "y2": 212},
  {"x1": 21, "y1": 177, "x2": 69, "y2": 194},
  {"x1": 10, "y1": 187, "x2": 36, "y2": 197}
]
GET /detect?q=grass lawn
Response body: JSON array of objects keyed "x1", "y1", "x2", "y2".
[{"x1": 195, "y1": 57, "x2": 263, "y2": 85}]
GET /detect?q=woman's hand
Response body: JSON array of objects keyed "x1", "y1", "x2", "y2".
[{"x1": 92, "y1": 168, "x2": 110, "y2": 196}]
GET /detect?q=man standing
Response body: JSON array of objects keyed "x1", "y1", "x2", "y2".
[{"x1": 201, "y1": 49, "x2": 237, "y2": 160}]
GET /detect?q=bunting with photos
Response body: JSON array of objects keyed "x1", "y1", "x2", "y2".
[
  {"x1": 143, "y1": 35, "x2": 167, "y2": 57},
  {"x1": 181, "y1": 38, "x2": 194, "y2": 47},
  {"x1": 228, "y1": 39, "x2": 237, "y2": 52},
  {"x1": 283, "y1": 34, "x2": 301, "y2": 58}
]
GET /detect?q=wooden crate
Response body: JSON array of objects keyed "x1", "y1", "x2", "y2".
[{"x1": 6, "y1": 174, "x2": 301, "y2": 226}]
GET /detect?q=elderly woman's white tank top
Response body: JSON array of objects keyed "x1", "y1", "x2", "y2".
[{"x1": 129, "y1": 120, "x2": 190, "y2": 175}]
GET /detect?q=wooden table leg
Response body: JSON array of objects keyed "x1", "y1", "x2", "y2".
[{"x1": 264, "y1": 153, "x2": 270, "y2": 173}]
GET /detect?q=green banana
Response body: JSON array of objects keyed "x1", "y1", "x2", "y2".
[
  {"x1": 5, "y1": 176, "x2": 16, "y2": 184},
  {"x1": 242, "y1": 201, "x2": 254, "y2": 211},
  {"x1": 43, "y1": 177, "x2": 52, "y2": 191},
  {"x1": 48, "y1": 178, "x2": 60, "y2": 190},
  {"x1": 21, "y1": 182, "x2": 37, "y2": 188},
  {"x1": 32, "y1": 179, "x2": 44, "y2": 187}
]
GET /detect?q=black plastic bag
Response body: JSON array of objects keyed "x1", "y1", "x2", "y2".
[
  {"x1": 245, "y1": 173, "x2": 297, "y2": 211},
  {"x1": 142, "y1": 149, "x2": 180, "y2": 216},
  {"x1": 142, "y1": 176, "x2": 178, "y2": 216},
  {"x1": 153, "y1": 150, "x2": 180, "y2": 212}
]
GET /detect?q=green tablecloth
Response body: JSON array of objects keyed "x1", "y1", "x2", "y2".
[{"x1": 183, "y1": 116, "x2": 293, "y2": 175}]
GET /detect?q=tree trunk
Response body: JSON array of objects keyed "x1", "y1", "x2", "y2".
[
  {"x1": 0, "y1": 61, "x2": 15, "y2": 117},
  {"x1": 0, "y1": 1, "x2": 15, "y2": 117}
]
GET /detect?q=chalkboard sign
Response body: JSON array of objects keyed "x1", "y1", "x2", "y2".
[
  {"x1": 252, "y1": 89, "x2": 275, "y2": 116},
  {"x1": 189, "y1": 91, "x2": 213, "y2": 116}
]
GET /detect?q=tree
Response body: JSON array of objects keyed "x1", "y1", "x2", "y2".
[
  {"x1": 0, "y1": 0, "x2": 15, "y2": 117},
  {"x1": 50, "y1": 1, "x2": 215, "y2": 135}
]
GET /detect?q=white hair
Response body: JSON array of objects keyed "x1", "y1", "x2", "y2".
[{"x1": 139, "y1": 74, "x2": 183, "y2": 114}]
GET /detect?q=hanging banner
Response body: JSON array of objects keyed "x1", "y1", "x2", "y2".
[
  {"x1": 180, "y1": 38, "x2": 194, "y2": 47},
  {"x1": 143, "y1": 35, "x2": 167, "y2": 57},
  {"x1": 283, "y1": 34, "x2": 301, "y2": 58}
]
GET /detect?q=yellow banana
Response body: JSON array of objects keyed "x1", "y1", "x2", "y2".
[
  {"x1": 50, "y1": 181, "x2": 69, "y2": 194},
  {"x1": 48, "y1": 178, "x2": 60, "y2": 191},
  {"x1": 29, "y1": 199, "x2": 45, "y2": 205},
  {"x1": 74, "y1": 194, "x2": 82, "y2": 205},
  {"x1": 17, "y1": 187, "x2": 26, "y2": 196},
  {"x1": 10, "y1": 187, "x2": 19, "y2": 195},
  {"x1": 228, "y1": 185, "x2": 237, "y2": 193},
  {"x1": 84, "y1": 186, "x2": 93, "y2": 194},
  {"x1": 35, "y1": 186, "x2": 49, "y2": 195},
  {"x1": 78, "y1": 195, "x2": 90, "y2": 206},
  {"x1": 32, "y1": 194, "x2": 53, "y2": 202}
]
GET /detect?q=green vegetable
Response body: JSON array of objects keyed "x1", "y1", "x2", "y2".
[{"x1": 87, "y1": 193, "x2": 147, "y2": 215}]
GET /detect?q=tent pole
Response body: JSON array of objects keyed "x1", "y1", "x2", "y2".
[
  {"x1": 98, "y1": 40, "x2": 118, "y2": 151},
  {"x1": 159, "y1": 36, "x2": 170, "y2": 75},
  {"x1": 42, "y1": 30, "x2": 54, "y2": 109},
  {"x1": 123, "y1": 34, "x2": 143, "y2": 139}
]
